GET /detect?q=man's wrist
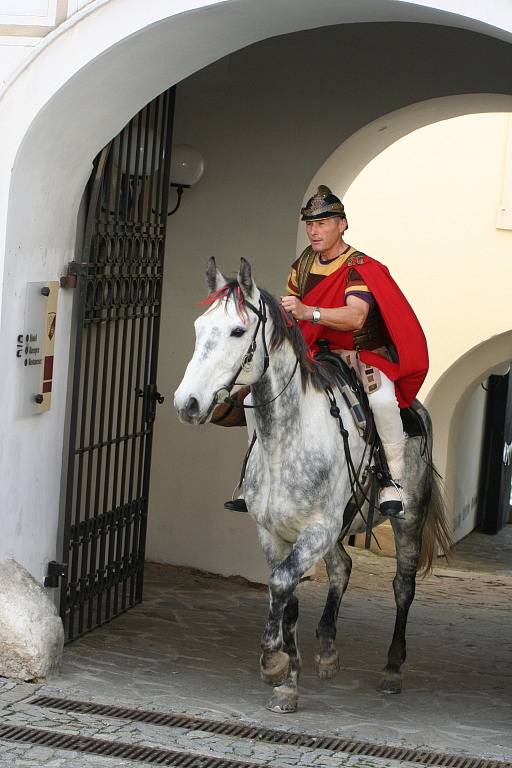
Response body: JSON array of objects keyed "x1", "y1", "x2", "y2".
[{"x1": 311, "y1": 306, "x2": 321, "y2": 324}]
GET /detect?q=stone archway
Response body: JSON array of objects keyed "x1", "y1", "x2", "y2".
[{"x1": 2, "y1": 0, "x2": 512, "y2": 583}]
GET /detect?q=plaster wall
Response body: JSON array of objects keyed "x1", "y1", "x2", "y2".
[
  {"x1": 66, "y1": 1, "x2": 95, "y2": 17},
  {"x1": 2, "y1": 1, "x2": 512, "y2": 582},
  {"x1": 450, "y1": 383, "x2": 487, "y2": 542},
  {"x1": 0, "y1": 37, "x2": 39, "y2": 85}
]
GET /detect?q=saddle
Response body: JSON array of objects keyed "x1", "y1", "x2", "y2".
[{"x1": 314, "y1": 340, "x2": 425, "y2": 440}]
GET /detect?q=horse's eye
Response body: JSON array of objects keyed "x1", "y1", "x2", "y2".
[{"x1": 231, "y1": 327, "x2": 246, "y2": 338}]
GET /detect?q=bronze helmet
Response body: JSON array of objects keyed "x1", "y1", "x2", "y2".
[{"x1": 301, "y1": 185, "x2": 346, "y2": 221}]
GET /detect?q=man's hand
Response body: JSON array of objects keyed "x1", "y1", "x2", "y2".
[{"x1": 280, "y1": 295, "x2": 311, "y2": 321}]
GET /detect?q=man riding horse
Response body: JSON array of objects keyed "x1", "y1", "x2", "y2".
[
  {"x1": 175, "y1": 239, "x2": 447, "y2": 711},
  {"x1": 223, "y1": 185, "x2": 429, "y2": 518}
]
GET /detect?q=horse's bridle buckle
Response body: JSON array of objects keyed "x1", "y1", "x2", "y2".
[{"x1": 242, "y1": 340, "x2": 257, "y2": 371}]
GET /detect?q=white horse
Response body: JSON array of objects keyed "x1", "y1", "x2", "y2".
[{"x1": 174, "y1": 257, "x2": 450, "y2": 714}]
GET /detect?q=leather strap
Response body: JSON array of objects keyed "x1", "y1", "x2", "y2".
[{"x1": 296, "y1": 247, "x2": 316, "y2": 299}]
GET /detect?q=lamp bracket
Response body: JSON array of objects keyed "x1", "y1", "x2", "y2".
[{"x1": 168, "y1": 183, "x2": 191, "y2": 216}]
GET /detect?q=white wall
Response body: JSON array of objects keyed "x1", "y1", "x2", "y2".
[
  {"x1": 0, "y1": 1, "x2": 60, "y2": 27},
  {"x1": 450, "y1": 383, "x2": 487, "y2": 541},
  {"x1": 0, "y1": 1, "x2": 99, "y2": 88},
  {"x1": 2, "y1": 1, "x2": 512, "y2": 581},
  {"x1": 0, "y1": 37, "x2": 39, "y2": 85},
  {"x1": 66, "y1": 1, "x2": 95, "y2": 17}
]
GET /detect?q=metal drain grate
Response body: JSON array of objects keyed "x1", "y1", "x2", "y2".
[
  {"x1": 0, "y1": 723, "x2": 261, "y2": 767},
  {"x1": 29, "y1": 695, "x2": 510, "y2": 768}
]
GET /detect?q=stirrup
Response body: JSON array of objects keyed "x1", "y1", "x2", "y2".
[{"x1": 224, "y1": 498, "x2": 248, "y2": 513}]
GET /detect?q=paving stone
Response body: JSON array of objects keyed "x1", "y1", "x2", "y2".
[
  {"x1": 23, "y1": 748, "x2": 55, "y2": 760},
  {"x1": 0, "y1": 680, "x2": 41, "y2": 708}
]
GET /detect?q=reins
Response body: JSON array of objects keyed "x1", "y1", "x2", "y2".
[{"x1": 324, "y1": 384, "x2": 382, "y2": 544}]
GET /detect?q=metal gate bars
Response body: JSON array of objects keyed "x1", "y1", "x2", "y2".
[{"x1": 60, "y1": 88, "x2": 175, "y2": 642}]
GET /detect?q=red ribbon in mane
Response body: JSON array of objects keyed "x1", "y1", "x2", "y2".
[{"x1": 200, "y1": 284, "x2": 248, "y2": 322}]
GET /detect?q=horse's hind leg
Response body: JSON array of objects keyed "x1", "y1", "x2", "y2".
[
  {"x1": 379, "y1": 516, "x2": 421, "y2": 694},
  {"x1": 315, "y1": 542, "x2": 352, "y2": 679}
]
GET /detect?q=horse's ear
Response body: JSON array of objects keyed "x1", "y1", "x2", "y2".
[
  {"x1": 237, "y1": 257, "x2": 254, "y2": 298},
  {"x1": 206, "y1": 257, "x2": 227, "y2": 293}
]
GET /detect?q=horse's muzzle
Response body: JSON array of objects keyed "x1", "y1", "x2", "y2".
[
  {"x1": 175, "y1": 394, "x2": 201, "y2": 424},
  {"x1": 175, "y1": 391, "x2": 218, "y2": 424}
]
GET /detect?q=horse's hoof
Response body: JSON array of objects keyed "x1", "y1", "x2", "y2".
[
  {"x1": 314, "y1": 651, "x2": 340, "y2": 680},
  {"x1": 266, "y1": 685, "x2": 298, "y2": 713},
  {"x1": 378, "y1": 671, "x2": 402, "y2": 694},
  {"x1": 260, "y1": 650, "x2": 290, "y2": 686}
]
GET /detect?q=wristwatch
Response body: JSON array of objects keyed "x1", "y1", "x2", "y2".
[{"x1": 311, "y1": 307, "x2": 321, "y2": 324}]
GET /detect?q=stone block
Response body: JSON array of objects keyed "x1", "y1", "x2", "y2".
[{"x1": 0, "y1": 559, "x2": 64, "y2": 681}]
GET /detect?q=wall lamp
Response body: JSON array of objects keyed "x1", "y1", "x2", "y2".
[{"x1": 169, "y1": 144, "x2": 205, "y2": 216}]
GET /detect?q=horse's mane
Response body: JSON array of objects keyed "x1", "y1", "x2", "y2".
[{"x1": 203, "y1": 279, "x2": 336, "y2": 392}]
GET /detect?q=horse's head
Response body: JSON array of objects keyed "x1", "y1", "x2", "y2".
[{"x1": 174, "y1": 257, "x2": 267, "y2": 424}]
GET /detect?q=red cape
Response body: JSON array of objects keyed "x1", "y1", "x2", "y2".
[{"x1": 298, "y1": 254, "x2": 429, "y2": 408}]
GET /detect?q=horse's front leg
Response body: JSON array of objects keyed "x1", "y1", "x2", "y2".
[
  {"x1": 259, "y1": 523, "x2": 332, "y2": 713},
  {"x1": 315, "y1": 541, "x2": 352, "y2": 679},
  {"x1": 379, "y1": 515, "x2": 421, "y2": 694},
  {"x1": 265, "y1": 593, "x2": 301, "y2": 713},
  {"x1": 257, "y1": 527, "x2": 296, "y2": 691}
]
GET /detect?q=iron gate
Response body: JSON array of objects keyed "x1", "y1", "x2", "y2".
[{"x1": 60, "y1": 87, "x2": 175, "y2": 642}]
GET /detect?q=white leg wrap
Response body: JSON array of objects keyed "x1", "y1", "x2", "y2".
[
  {"x1": 366, "y1": 372, "x2": 407, "y2": 514},
  {"x1": 379, "y1": 436, "x2": 407, "y2": 511},
  {"x1": 382, "y1": 437, "x2": 406, "y2": 482}
]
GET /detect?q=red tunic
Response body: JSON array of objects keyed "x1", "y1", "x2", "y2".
[{"x1": 298, "y1": 254, "x2": 429, "y2": 408}]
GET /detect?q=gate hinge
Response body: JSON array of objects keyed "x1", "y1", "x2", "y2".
[
  {"x1": 60, "y1": 261, "x2": 87, "y2": 288},
  {"x1": 44, "y1": 561, "x2": 68, "y2": 588},
  {"x1": 136, "y1": 384, "x2": 165, "y2": 424}
]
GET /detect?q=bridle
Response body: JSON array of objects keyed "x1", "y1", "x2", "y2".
[{"x1": 211, "y1": 293, "x2": 299, "y2": 412}]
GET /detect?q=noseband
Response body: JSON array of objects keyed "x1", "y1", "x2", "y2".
[{"x1": 213, "y1": 294, "x2": 299, "y2": 411}]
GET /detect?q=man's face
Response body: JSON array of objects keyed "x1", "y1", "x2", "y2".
[{"x1": 305, "y1": 216, "x2": 347, "y2": 253}]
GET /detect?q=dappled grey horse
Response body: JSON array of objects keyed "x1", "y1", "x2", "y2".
[{"x1": 174, "y1": 258, "x2": 450, "y2": 713}]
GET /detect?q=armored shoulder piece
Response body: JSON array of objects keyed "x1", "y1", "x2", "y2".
[
  {"x1": 346, "y1": 251, "x2": 367, "y2": 267},
  {"x1": 296, "y1": 246, "x2": 316, "y2": 299}
]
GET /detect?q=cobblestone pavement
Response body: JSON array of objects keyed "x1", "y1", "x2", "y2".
[
  {"x1": 1, "y1": 548, "x2": 511, "y2": 766},
  {"x1": 0, "y1": 678, "x2": 418, "y2": 768}
]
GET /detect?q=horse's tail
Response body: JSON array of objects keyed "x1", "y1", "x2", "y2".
[{"x1": 417, "y1": 467, "x2": 452, "y2": 577}]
